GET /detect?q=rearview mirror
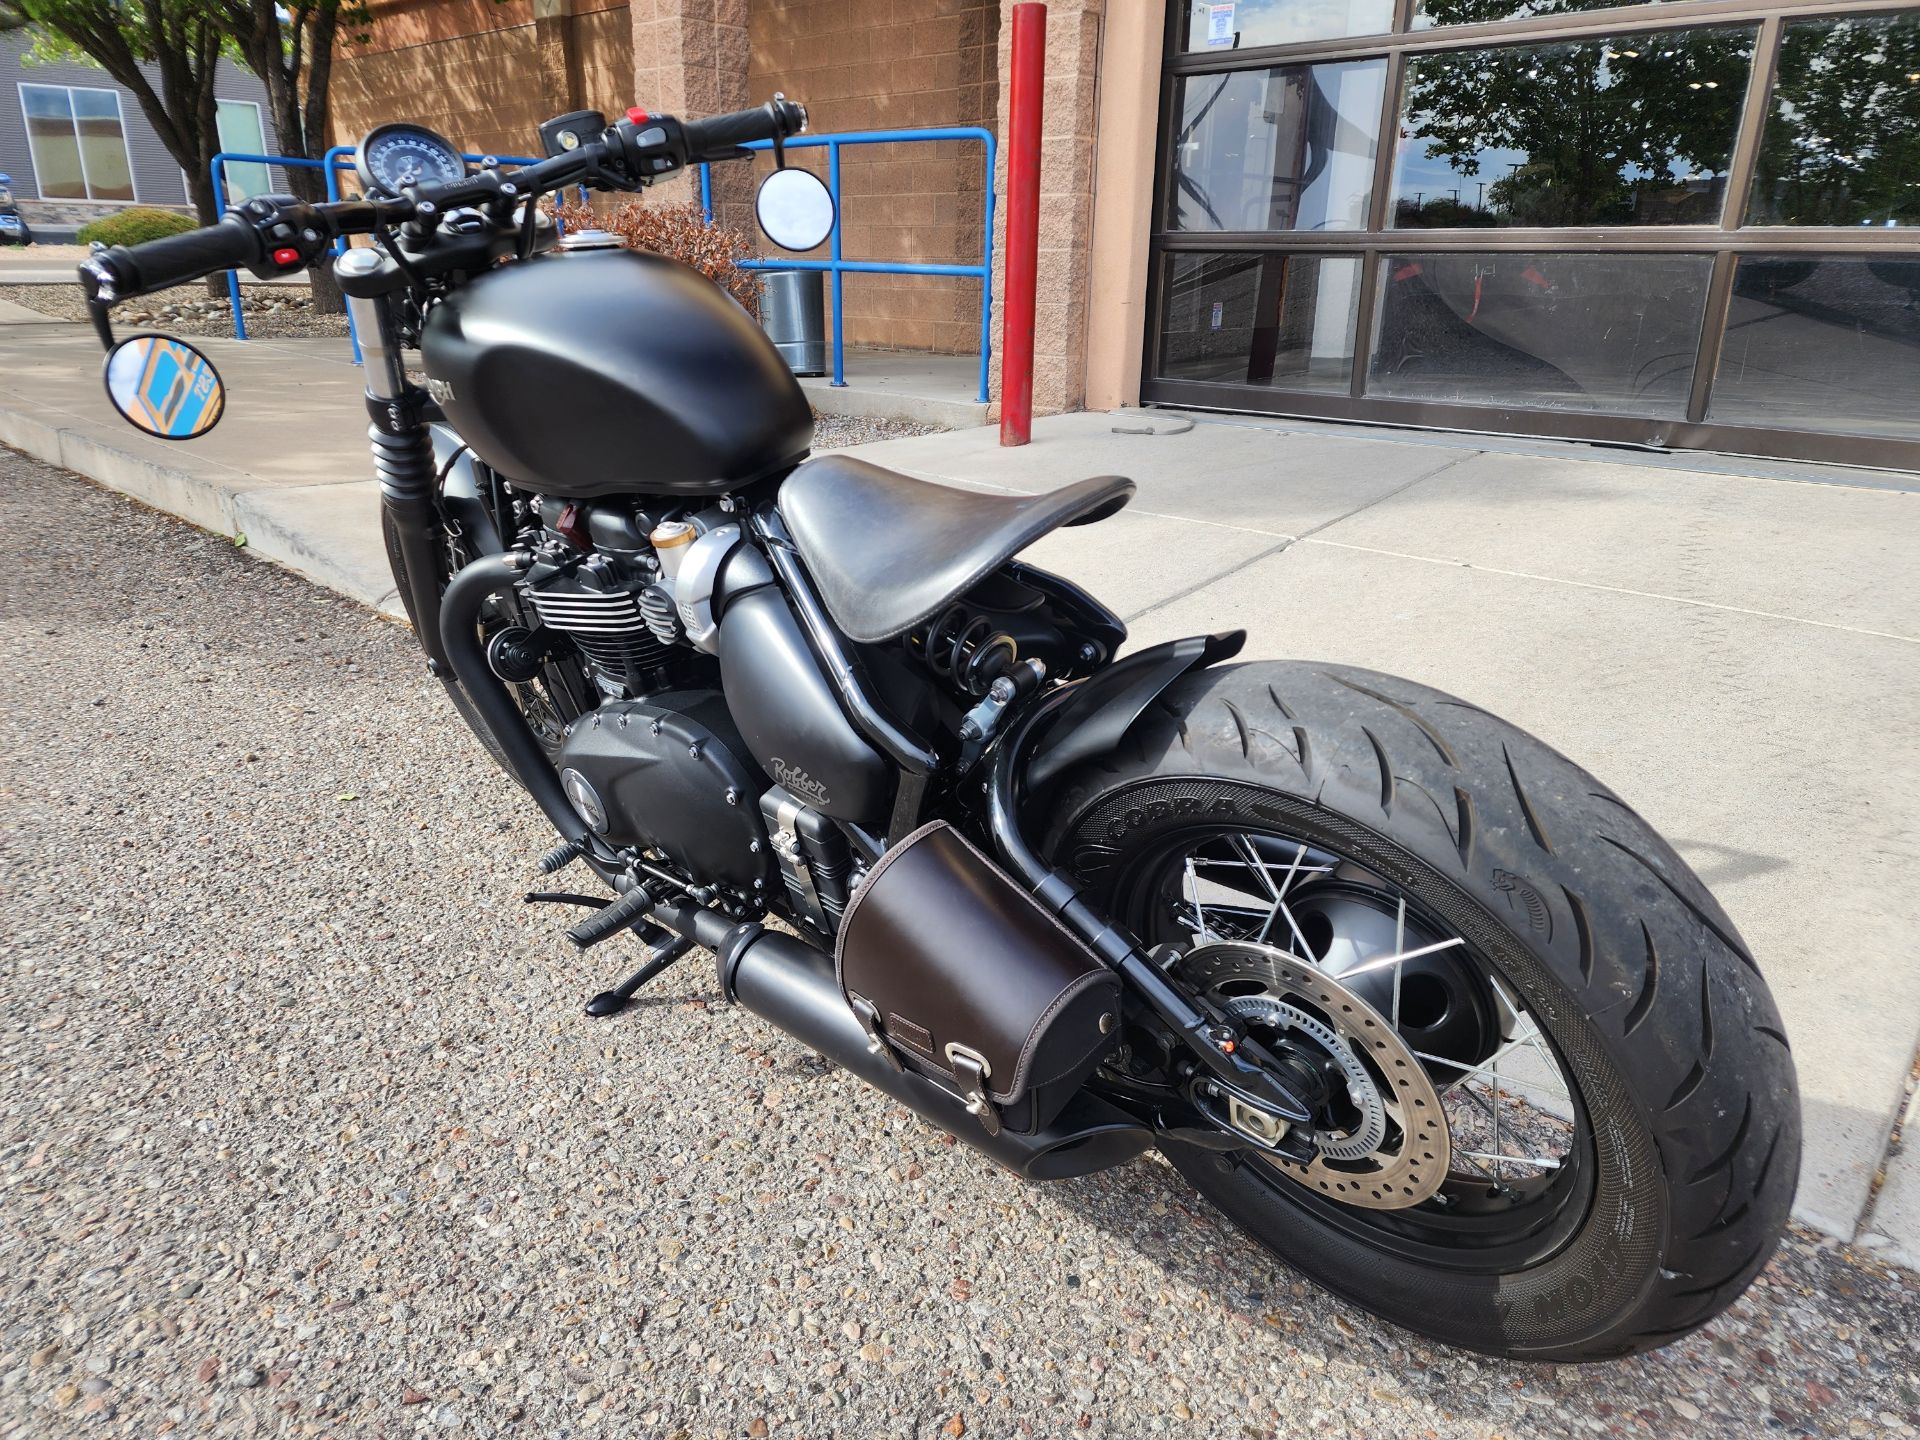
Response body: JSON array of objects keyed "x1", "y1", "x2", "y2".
[
  {"x1": 755, "y1": 168, "x2": 835, "y2": 253},
  {"x1": 103, "y1": 334, "x2": 225, "y2": 440}
]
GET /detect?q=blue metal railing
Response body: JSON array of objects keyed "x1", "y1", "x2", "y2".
[
  {"x1": 213, "y1": 132, "x2": 996, "y2": 401},
  {"x1": 700, "y1": 127, "x2": 995, "y2": 404}
]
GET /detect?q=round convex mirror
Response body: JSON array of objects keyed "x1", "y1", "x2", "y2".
[
  {"x1": 103, "y1": 334, "x2": 225, "y2": 440},
  {"x1": 755, "y1": 167, "x2": 836, "y2": 253}
]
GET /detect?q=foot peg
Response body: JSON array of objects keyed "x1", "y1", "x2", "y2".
[
  {"x1": 566, "y1": 886, "x2": 655, "y2": 948},
  {"x1": 585, "y1": 927, "x2": 694, "y2": 1016},
  {"x1": 539, "y1": 837, "x2": 586, "y2": 874}
]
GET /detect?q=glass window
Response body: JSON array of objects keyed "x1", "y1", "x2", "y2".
[
  {"x1": 1391, "y1": 28, "x2": 1756, "y2": 228},
  {"x1": 21, "y1": 83, "x2": 134, "y2": 201},
  {"x1": 1367, "y1": 251, "x2": 1712, "y2": 414},
  {"x1": 1708, "y1": 256, "x2": 1920, "y2": 437},
  {"x1": 216, "y1": 100, "x2": 271, "y2": 203},
  {"x1": 22, "y1": 84, "x2": 85, "y2": 200},
  {"x1": 1413, "y1": 0, "x2": 1681, "y2": 29},
  {"x1": 1169, "y1": 60, "x2": 1386, "y2": 232},
  {"x1": 1747, "y1": 13, "x2": 1920, "y2": 228},
  {"x1": 1157, "y1": 252, "x2": 1362, "y2": 392},
  {"x1": 1179, "y1": 0, "x2": 1395, "y2": 52}
]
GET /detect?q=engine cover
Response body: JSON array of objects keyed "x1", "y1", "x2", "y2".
[{"x1": 557, "y1": 690, "x2": 773, "y2": 895}]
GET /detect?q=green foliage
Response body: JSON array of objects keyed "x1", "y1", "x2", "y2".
[
  {"x1": 1750, "y1": 13, "x2": 1920, "y2": 226},
  {"x1": 76, "y1": 207, "x2": 198, "y2": 247}
]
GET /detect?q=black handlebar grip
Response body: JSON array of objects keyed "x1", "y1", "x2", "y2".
[
  {"x1": 107, "y1": 216, "x2": 263, "y2": 297},
  {"x1": 682, "y1": 98, "x2": 808, "y2": 162}
]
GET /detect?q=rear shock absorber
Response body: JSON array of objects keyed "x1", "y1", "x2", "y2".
[{"x1": 909, "y1": 602, "x2": 1020, "y2": 697}]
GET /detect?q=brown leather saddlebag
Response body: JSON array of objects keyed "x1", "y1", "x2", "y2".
[{"x1": 834, "y1": 821, "x2": 1122, "y2": 1136}]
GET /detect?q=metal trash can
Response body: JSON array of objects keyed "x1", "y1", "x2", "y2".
[{"x1": 759, "y1": 269, "x2": 827, "y2": 377}]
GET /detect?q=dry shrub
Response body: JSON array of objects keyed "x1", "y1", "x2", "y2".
[{"x1": 550, "y1": 198, "x2": 759, "y2": 317}]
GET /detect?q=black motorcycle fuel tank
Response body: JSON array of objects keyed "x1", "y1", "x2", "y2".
[{"x1": 419, "y1": 248, "x2": 813, "y2": 498}]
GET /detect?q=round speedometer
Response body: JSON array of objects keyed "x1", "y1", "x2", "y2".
[{"x1": 355, "y1": 123, "x2": 466, "y2": 197}]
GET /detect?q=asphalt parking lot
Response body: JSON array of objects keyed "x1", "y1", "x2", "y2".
[{"x1": 2, "y1": 448, "x2": 1916, "y2": 1439}]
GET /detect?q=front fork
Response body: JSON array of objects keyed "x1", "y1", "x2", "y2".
[{"x1": 347, "y1": 285, "x2": 449, "y2": 673}]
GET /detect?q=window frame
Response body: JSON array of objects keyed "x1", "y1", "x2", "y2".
[
  {"x1": 1144, "y1": 0, "x2": 1920, "y2": 469},
  {"x1": 18, "y1": 81, "x2": 139, "y2": 205}
]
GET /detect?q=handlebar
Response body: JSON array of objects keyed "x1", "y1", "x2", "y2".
[
  {"x1": 79, "y1": 97, "x2": 807, "y2": 306},
  {"x1": 683, "y1": 97, "x2": 807, "y2": 162},
  {"x1": 99, "y1": 215, "x2": 263, "y2": 295}
]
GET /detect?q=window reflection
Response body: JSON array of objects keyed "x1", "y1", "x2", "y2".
[
  {"x1": 1709, "y1": 257, "x2": 1920, "y2": 437},
  {"x1": 1180, "y1": 0, "x2": 1395, "y2": 51},
  {"x1": 1392, "y1": 29, "x2": 1756, "y2": 228},
  {"x1": 1169, "y1": 61, "x2": 1386, "y2": 232},
  {"x1": 1748, "y1": 14, "x2": 1920, "y2": 227},
  {"x1": 1158, "y1": 253, "x2": 1361, "y2": 392},
  {"x1": 1412, "y1": 0, "x2": 1678, "y2": 28},
  {"x1": 1367, "y1": 252, "x2": 1711, "y2": 414}
]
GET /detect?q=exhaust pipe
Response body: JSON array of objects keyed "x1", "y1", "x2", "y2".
[{"x1": 646, "y1": 899, "x2": 1152, "y2": 1182}]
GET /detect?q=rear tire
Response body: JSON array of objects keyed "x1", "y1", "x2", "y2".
[{"x1": 1046, "y1": 661, "x2": 1799, "y2": 1360}]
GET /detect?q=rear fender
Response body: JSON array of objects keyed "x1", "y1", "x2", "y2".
[{"x1": 1022, "y1": 631, "x2": 1245, "y2": 796}]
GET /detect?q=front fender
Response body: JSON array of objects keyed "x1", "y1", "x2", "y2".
[
  {"x1": 1022, "y1": 630, "x2": 1245, "y2": 796},
  {"x1": 432, "y1": 423, "x2": 506, "y2": 556}
]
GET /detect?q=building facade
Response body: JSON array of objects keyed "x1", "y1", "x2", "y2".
[
  {"x1": 0, "y1": 33, "x2": 280, "y2": 239},
  {"x1": 327, "y1": 0, "x2": 1920, "y2": 469}
]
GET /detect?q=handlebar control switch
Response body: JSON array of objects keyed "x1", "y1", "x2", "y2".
[{"x1": 539, "y1": 110, "x2": 607, "y2": 158}]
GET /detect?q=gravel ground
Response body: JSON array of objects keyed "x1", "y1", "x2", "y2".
[
  {"x1": 811, "y1": 414, "x2": 945, "y2": 449},
  {"x1": 0, "y1": 283, "x2": 348, "y2": 340},
  {"x1": 1, "y1": 447, "x2": 1915, "y2": 1440}
]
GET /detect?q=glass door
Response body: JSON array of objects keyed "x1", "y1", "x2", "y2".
[{"x1": 1143, "y1": 0, "x2": 1920, "y2": 469}]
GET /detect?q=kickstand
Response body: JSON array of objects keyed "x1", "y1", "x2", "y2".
[{"x1": 585, "y1": 924, "x2": 694, "y2": 1017}]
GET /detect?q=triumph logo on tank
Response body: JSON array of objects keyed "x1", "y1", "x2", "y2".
[{"x1": 770, "y1": 758, "x2": 828, "y2": 806}]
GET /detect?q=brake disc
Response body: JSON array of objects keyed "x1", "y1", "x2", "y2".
[{"x1": 1175, "y1": 941, "x2": 1451, "y2": 1210}]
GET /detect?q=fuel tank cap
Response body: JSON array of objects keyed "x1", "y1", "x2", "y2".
[{"x1": 555, "y1": 228, "x2": 623, "y2": 252}]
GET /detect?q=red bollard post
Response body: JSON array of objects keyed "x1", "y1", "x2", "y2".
[{"x1": 1000, "y1": 2, "x2": 1046, "y2": 447}]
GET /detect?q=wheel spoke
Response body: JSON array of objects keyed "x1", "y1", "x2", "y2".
[
  {"x1": 1334, "y1": 936, "x2": 1466, "y2": 981},
  {"x1": 1238, "y1": 839, "x2": 1318, "y2": 956},
  {"x1": 1457, "y1": 1150, "x2": 1561, "y2": 1171}
]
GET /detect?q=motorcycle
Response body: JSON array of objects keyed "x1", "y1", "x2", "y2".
[{"x1": 75, "y1": 98, "x2": 1800, "y2": 1362}]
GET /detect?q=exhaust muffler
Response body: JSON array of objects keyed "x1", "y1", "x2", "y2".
[{"x1": 646, "y1": 898, "x2": 1151, "y2": 1181}]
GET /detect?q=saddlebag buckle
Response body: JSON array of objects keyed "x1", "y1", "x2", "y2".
[
  {"x1": 944, "y1": 1042, "x2": 1000, "y2": 1136},
  {"x1": 849, "y1": 993, "x2": 905, "y2": 1073}
]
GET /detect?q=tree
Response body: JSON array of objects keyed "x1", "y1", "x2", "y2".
[
  {"x1": 1396, "y1": 21, "x2": 1755, "y2": 228},
  {"x1": 15, "y1": 2, "x2": 228, "y2": 226},
  {"x1": 1748, "y1": 12, "x2": 1920, "y2": 226},
  {"x1": 220, "y1": 1, "x2": 370, "y2": 314}
]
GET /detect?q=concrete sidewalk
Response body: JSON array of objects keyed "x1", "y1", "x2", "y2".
[{"x1": 3, "y1": 312, "x2": 1917, "y2": 1263}]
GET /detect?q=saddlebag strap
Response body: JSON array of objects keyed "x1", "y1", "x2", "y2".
[
  {"x1": 945, "y1": 1043, "x2": 1000, "y2": 1136},
  {"x1": 850, "y1": 993, "x2": 904, "y2": 1073}
]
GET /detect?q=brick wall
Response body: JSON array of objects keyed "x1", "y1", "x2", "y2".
[
  {"x1": 331, "y1": 0, "x2": 632, "y2": 161},
  {"x1": 748, "y1": 0, "x2": 998, "y2": 354}
]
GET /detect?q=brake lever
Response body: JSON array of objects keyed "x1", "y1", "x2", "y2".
[{"x1": 78, "y1": 250, "x2": 117, "y2": 349}]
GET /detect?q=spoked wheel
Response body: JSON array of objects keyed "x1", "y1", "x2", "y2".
[
  {"x1": 1045, "y1": 661, "x2": 1799, "y2": 1360},
  {"x1": 1137, "y1": 831, "x2": 1590, "y2": 1269}
]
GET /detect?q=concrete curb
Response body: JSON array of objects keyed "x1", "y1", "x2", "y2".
[
  {"x1": 0, "y1": 401, "x2": 402, "y2": 618},
  {"x1": 799, "y1": 372, "x2": 988, "y2": 429}
]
